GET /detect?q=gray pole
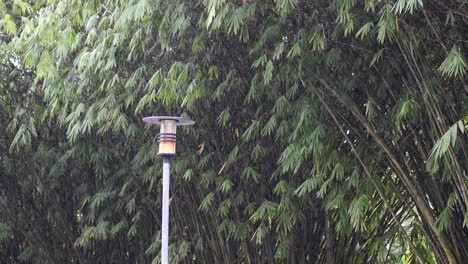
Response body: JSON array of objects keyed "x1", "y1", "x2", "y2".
[{"x1": 161, "y1": 157, "x2": 170, "y2": 264}]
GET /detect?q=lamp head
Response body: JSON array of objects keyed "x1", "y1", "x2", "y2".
[{"x1": 143, "y1": 116, "x2": 195, "y2": 156}]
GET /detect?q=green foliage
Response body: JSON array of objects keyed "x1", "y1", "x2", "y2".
[
  {"x1": 438, "y1": 46, "x2": 467, "y2": 78},
  {"x1": 294, "y1": 176, "x2": 323, "y2": 197},
  {"x1": 427, "y1": 119, "x2": 466, "y2": 173},
  {"x1": 1, "y1": 0, "x2": 466, "y2": 262},
  {"x1": 394, "y1": 97, "x2": 420, "y2": 131},
  {"x1": 217, "y1": 109, "x2": 230, "y2": 127},
  {"x1": 393, "y1": 0, "x2": 423, "y2": 14},
  {"x1": 0, "y1": 223, "x2": 14, "y2": 243},
  {"x1": 199, "y1": 192, "x2": 215, "y2": 211},
  {"x1": 356, "y1": 22, "x2": 373, "y2": 40},
  {"x1": 348, "y1": 195, "x2": 369, "y2": 231},
  {"x1": 0, "y1": 14, "x2": 17, "y2": 34},
  {"x1": 436, "y1": 207, "x2": 453, "y2": 232}
]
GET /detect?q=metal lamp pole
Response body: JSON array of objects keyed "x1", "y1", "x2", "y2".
[
  {"x1": 161, "y1": 156, "x2": 170, "y2": 263},
  {"x1": 143, "y1": 116, "x2": 194, "y2": 264}
]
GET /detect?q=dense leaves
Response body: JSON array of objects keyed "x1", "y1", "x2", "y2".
[{"x1": 1, "y1": 0, "x2": 467, "y2": 263}]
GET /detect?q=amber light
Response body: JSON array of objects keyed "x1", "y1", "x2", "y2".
[
  {"x1": 142, "y1": 116, "x2": 195, "y2": 157},
  {"x1": 158, "y1": 120, "x2": 177, "y2": 155}
]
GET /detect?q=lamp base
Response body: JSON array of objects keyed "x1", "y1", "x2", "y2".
[{"x1": 157, "y1": 153, "x2": 176, "y2": 157}]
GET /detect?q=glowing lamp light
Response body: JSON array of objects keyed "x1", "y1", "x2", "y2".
[{"x1": 142, "y1": 116, "x2": 195, "y2": 156}]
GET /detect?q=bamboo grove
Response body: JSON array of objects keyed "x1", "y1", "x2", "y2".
[{"x1": 0, "y1": 0, "x2": 467, "y2": 263}]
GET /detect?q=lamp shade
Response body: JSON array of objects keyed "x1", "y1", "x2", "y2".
[{"x1": 143, "y1": 116, "x2": 195, "y2": 156}]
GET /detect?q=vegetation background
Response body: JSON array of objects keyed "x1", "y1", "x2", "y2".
[{"x1": 0, "y1": 0, "x2": 467, "y2": 263}]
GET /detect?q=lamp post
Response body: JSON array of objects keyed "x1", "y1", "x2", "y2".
[{"x1": 143, "y1": 116, "x2": 195, "y2": 264}]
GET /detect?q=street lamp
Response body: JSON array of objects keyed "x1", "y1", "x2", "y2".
[{"x1": 143, "y1": 116, "x2": 195, "y2": 264}]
